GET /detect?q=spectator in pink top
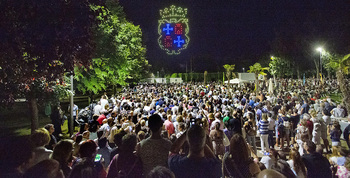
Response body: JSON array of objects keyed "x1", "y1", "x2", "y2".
[{"x1": 164, "y1": 115, "x2": 175, "y2": 137}]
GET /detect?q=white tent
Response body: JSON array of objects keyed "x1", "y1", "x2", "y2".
[{"x1": 224, "y1": 78, "x2": 249, "y2": 84}]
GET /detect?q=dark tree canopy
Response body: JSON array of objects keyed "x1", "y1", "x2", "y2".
[{"x1": 0, "y1": 0, "x2": 100, "y2": 105}]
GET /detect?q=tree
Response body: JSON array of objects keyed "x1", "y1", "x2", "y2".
[
  {"x1": 204, "y1": 71, "x2": 208, "y2": 84},
  {"x1": 269, "y1": 56, "x2": 294, "y2": 78},
  {"x1": 327, "y1": 53, "x2": 350, "y2": 112},
  {"x1": 0, "y1": 0, "x2": 98, "y2": 133},
  {"x1": 223, "y1": 64, "x2": 235, "y2": 84},
  {"x1": 248, "y1": 63, "x2": 268, "y2": 96},
  {"x1": 74, "y1": 1, "x2": 149, "y2": 95}
]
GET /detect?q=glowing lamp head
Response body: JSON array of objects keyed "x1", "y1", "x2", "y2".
[{"x1": 316, "y1": 47, "x2": 323, "y2": 52}]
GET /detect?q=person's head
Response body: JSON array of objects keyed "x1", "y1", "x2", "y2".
[
  {"x1": 187, "y1": 124, "x2": 206, "y2": 154},
  {"x1": 300, "y1": 119, "x2": 307, "y2": 127},
  {"x1": 140, "y1": 120, "x2": 146, "y2": 127},
  {"x1": 289, "y1": 148, "x2": 302, "y2": 164},
  {"x1": 69, "y1": 158, "x2": 98, "y2": 178},
  {"x1": 229, "y1": 134, "x2": 249, "y2": 163},
  {"x1": 137, "y1": 131, "x2": 146, "y2": 141},
  {"x1": 309, "y1": 109, "x2": 317, "y2": 118},
  {"x1": 269, "y1": 148, "x2": 278, "y2": 159},
  {"x1": 293, "y1": 108, "x2": 298, "y2": 114},
  {"x1": 344, "y1": 158, "x2": 350, "y2": 172},
  {"x1": 339, "y1": 147, "x2": 349, "y2": 157},
  {"x1": 215, "y1": 122, "x2": 220, "y2": 130},
  {"x1": 257, "y1": 169, "x2": 286, "y2": 178},
  {"x1": 303, "y1": 113, "x2": 311, "y2": 120},
  {"x1": 114, "y1": 130, "x2": 127, "y2": 147},
  {"x1": 148, "y1": 114, "x2": 164, "y2": 134},
  {"x1": 333, "y1": 121, "x2": 341, "y2": 130},
  {"x1": 82, "y1": 131, "x2": 90, "y2": 139},
  {"x1": 75, "y1": 134, "x2": 83, "y2": 144},
  {"x1": 44, "y1": 124, "x2": 55, "y2": 135},
  {"x1": 147, "y1": 166, "x2": 175, "y2": 178},
  {"x1": 23, "y1": 159, "x2": 63, "y2": 178},
  {"x1": 208, "y1": 113, "x2": 214, "y2": 122},
  {"x1": 278, "y1": 150, "x2": 287, "y2": 160},
  {"x1": 31, "y1": 128, "x2": 50, "y2": 147},
  {"x1": 107, "y1": 117, "x2": 114, "y2": 127},
  {"x1": 121, "y1": 134, "x2": 137, "y2": 153},
  {"x1": 247, "y1": 112, "x2": 253, "y2": 120},
  {"x1": 79, "y1": 140, "x2": 97, "y2": 158},
  {"x1": 303, "y1": 140, "x2": 316, "y2": 154},
  {"x1": 201, "y1": 117, "x2": 209, "y2": 129},
  {"x1": 52, "y1": 140, "x2": 73, "y2": 163},
  {"x1": 270, "y1": 160, "x2": 296, "y2": 178},
  {"x1": 98, "y1": 137, "x2": 107, "y2": 149}
]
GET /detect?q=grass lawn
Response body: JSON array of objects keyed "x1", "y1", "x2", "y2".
[
  {"x1": 329, "y1": 93, "x2": 343, "y2": 104},
  {"x1": 0, "y1": 100, "x2": 85, "y2": 138}
]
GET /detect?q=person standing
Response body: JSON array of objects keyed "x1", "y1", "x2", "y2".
[
  {"x1": 222, "y1": 134, "x2": 261, "y2": 177},
  {"x1": 136, "y1": 114, "x2": 172, "y2": 176},
  {"x1": 267, "y1": 112, "x2": 275, "y2": 149},
  {"x1": 68, "y1": 104, "x2": 79, "y2": 131},
  {"x1": 244, "y1": 112, "x2": 257, "y2": 155},
  {"x1": 258, "y1": 113, "x2": 270, "y2": 153},
  {"x1": 302, "y1": 140, "x2": 332, "y2": 178},
  {"x1": 169, "y1": 125, "x2": 222, "y2": 178},
  {"x1": 210, "y1": 122, "x2": 225, "y2": 158},
  {"x1": 50, "y1": 104, "x2": 63, "y2": 138}
]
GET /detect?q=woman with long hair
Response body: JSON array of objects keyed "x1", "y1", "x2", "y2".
[
  {"x1": 210, "y1": 122, "x2": 225, "y2": 158},
  {"x1": 287, "y1": 148, "x2": 306, "y2": 178},
  {"x1": 258, "y1": 113, "x2": 270, "y2": 153},
  {"x1": 51, "y1": 140, "x2": 74, "y2": 177},
  {"x1": 244, "y1": 112, "x2": 257, "y2": 155},
  {"x1": 222, "y1": 134, "x2": 260, "y2": 177},
  {"x1": 107, "y1": 134, "x2": 142, "y2": 178}
]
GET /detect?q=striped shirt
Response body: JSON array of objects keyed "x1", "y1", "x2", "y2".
[{"x1": 258, "y1": 120, "x2": 269, "y2": 135}]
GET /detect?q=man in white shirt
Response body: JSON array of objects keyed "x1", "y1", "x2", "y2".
[
  {"x1": 93, "y1": 101, "x2": 102, "y2": 115},
  {"x1": 100, "y1": 95, "x2": 109, "y2": 110},
  {"x1": 331, "y1": 105, "x2": 345, "y2": 118},
  {"x1": 210, "y1": 113, "x2": 224, "y2": 130}
]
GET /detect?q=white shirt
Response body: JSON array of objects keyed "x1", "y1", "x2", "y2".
[
  {"x1": 210, "y1": 118, "x2": 224, "y2": 130},
  {"x1": 100, "y1": 99, "x2": 109, "y2": 110},
  {"x1": 94, "y1": 105, "x2": 102, "y2": 115},
  {"x1": 267, "y1": 117, "x2": 275, "y2": 130}
]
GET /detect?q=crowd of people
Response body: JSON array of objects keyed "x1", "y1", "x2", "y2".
[{"x1": 3, "y1": 78, "x2": 350, "y2": 178}]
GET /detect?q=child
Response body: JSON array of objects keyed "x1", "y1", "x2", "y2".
[
  {"x1": 330, "y1": 121, "x2": 342, "y2": 147},
  {"x1": 295, "y1": 119, "x2": 309, "y2": 156},
  {"x1": 312, "y1": 121, "x2": 321, "y2": 145}
]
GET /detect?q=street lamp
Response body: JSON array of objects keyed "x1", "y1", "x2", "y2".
[{"x1": 316, "y1": 47, "x2": 323, "y2": 78}]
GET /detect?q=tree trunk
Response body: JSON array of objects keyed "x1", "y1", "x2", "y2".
[
  {"x1": 336, "y1": 70, "x2": 350, "y2": 113},
  {"x1": 255, "y1": 74, "x2": 259, "y2": 96},
  {"x1": 297, "y1": 68, "x2": 300, "y2": 80},
  {"x1": 314, "y1": 59, "x2": 319, "y2": 80},
  {"x1": 28, "y1": 97, "x2": 39, "y2": 134}
]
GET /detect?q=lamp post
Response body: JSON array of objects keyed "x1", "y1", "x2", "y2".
[{"x1": 316, "y1": 47, "x2": 323, "y2": 78}]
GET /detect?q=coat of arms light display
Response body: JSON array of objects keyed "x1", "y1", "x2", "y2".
[{"x1": 158, "y1": 5, "x2": 189, "y2": 55}]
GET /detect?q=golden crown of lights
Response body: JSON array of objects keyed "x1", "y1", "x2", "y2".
[{"x1": 160, "y1": 5, "x2": 188, "y2": 19}]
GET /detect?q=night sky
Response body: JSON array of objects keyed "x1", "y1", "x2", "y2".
[{"x1": 119, "y1": 0, "x2": 350, "y2": 74}]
